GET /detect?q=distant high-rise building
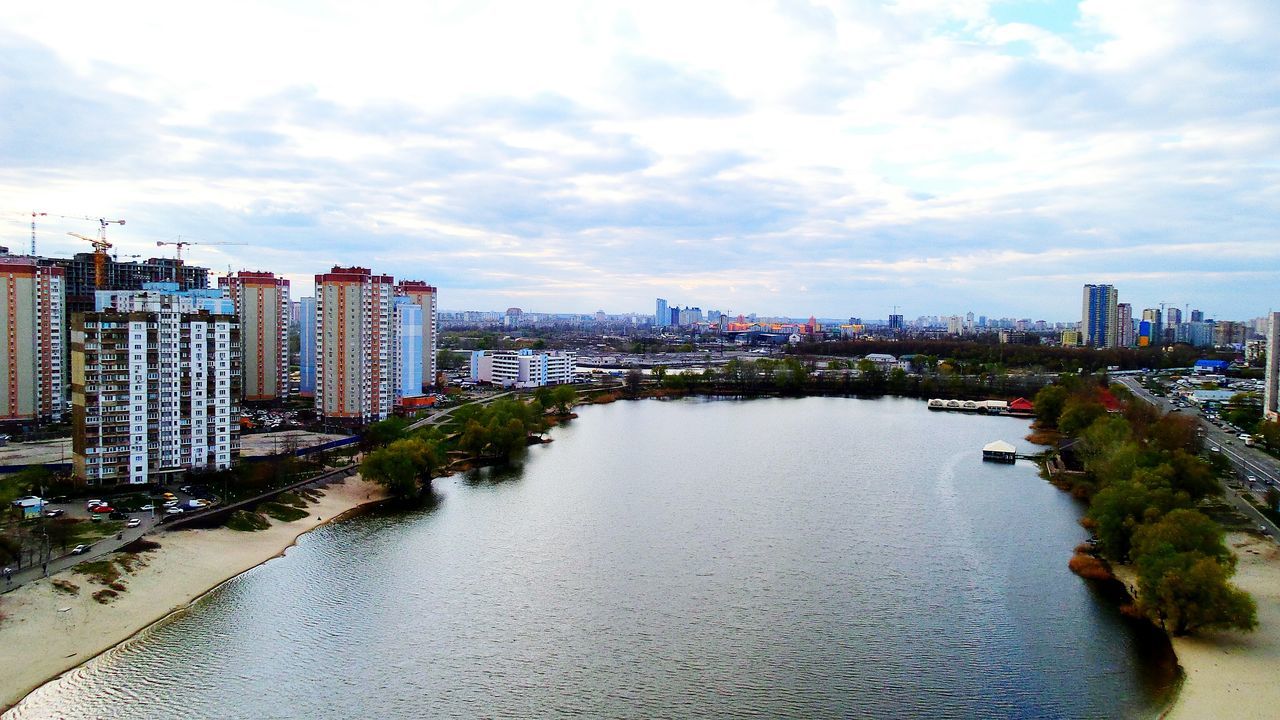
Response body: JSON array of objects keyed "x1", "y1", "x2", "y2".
[
  {"x1": 1264, "y1": 312, "x2": 1279, "y2": 422},
  {"x1": 0, "y1": 256, "x2": 65, "y2": 422},
  {"x1": 219, "y1": 271, "x2": 290, "y2": 402},
  {"x1": 1141, "y1": 308, "x2": 1162, "y2": 346},
  {"x1": 315, "y1": 266, "x2": 394, "y2": 424},
  {"x1": 888, "y1": 314, "x2": 904, "y2": 331},
  {"x1": 1117, "y1": 303, "x2": 1135, "y2": 347},
  {"x1": 396, "y1": 281, "x2": 439, "y2": 389},
  {"x1": 1166, "y1": 308, "x2": 1182, "y2": 328},
  {"x1": 72, "y1": 284, "x2": 239, "y2": 484},
  {"x1": 1190, "y1": 309, "x2": 1204, "y2": 323},
  {"x1": 1081, "y1": 284, "x2": 1119, "y2": 347},
  {"x1": 655, "y1": 298, "x2": 669, "y2": 328},
  {"x1": 1215, "y1": 321, "x2": 1246, "y2": 348},
  {"x1": 299, "y1": 296, "x2": 316, "y2": 397}
]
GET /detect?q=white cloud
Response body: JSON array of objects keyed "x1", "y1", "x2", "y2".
[{"x1": 0, "y1": 0, "x2": 1277, "y2": 319}]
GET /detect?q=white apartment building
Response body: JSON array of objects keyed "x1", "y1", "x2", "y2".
[
  {"x1": 72, "y1": 284, "x2": 240, "y2": 485},
  {"x1": 470, "y1": 349, "x2": 576, "y2": 388}
]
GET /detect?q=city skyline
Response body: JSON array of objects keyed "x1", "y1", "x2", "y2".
[{"x1": 2, "y1": 1, "x2": 1278, "y2": 318}]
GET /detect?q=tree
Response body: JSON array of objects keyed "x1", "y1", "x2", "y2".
[
  {"x1": 550, "y1": 385, "x2": 577, "y2": 415},
  {"x1": 1034, "y1": 385, "x2": 1069, "y2": 428},
  {"x1": 1058, "y1": 398, "x2": 1106, "y2": 436},
  {"x1": 360, "y1": 437, "x2": 439, "y2": 500},
  {"x1": 624, "y1": 369, "x2": 643, "y2": 396},
  {"x1": 362, "y1": 416, "x2": 409, "y2": 449},
  {"x1": 1087, "y1": 480, "x2": 1185, "y2": 561},
  {"x1": 1136, "y1": 551, "x2": 1256, "y2": 635},
  {"x1": 1131, "y1": 509, "x2": 1231, "y2": 564}
]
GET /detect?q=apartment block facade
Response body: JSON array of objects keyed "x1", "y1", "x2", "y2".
[
  {"x1": 395, "y1": 281, "x2": 438, "y2": 390},
  {"x1": 392, "y1": 297, "x2": 424, "y2": 402},
  {"x1": 72, "y1": 284, "x2": 240, "y2": 485},
  {"x1": 0, "y1": 256, "x2": 66, "y2": 422},
  {"x1": 1081, "y1": 284, "x2": 1118, "y2": 348},
  {"x1": 315, "y1": 267, "x2": 394, "y2": 424},
  {"x1": 1265, "y1": 312, "x2": 1279, "y2": 422},
  {"x1": 298, "y1": 296, "x2": 316, "y2": 397},
  {"x1": 218, "y1": 271, "x2": 290, "y2": 402}
]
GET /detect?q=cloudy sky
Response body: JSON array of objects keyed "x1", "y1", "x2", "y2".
[{"x1": 2, "y1": 1, "x2": 1277, "y2": 320}]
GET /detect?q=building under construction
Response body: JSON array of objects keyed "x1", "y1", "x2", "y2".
[{"x1": 45, "y1": 253, "x2": 209, "y2": 315}]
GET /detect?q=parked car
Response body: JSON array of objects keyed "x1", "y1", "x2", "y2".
[
  {"x1": 126, "y1": 518, "x2": 141, "y2": 528},
  {"x1": 86, "y1": 500, "x2": 105, "y2": 509},
  {"x1": 44, "y1": 509, "x2": 65, "y2": 517},
  {"x1": 139, "y1": 504, "x2": 155, "y2": 511},
  {"x1": 108, "y1": 511, "x2": 127, "y2": 520},
  {"x1": 162, "y1": 492, "x2": 177, "y2": 501},
  {"x1": 163, "y1": 500, "x2": 179, "y2": 508},
  {"x1": 165, "y1": 507, "x2": 184, "y2": 515},
  {"x1": 71, "y1": 544, "x2": 90, "y2": 555},
  {"x1": 90, "y1": 505, "x2": 115, "y2": 514}
]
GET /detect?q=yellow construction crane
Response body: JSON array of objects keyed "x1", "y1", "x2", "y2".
[
  {"x1": 155, "y1": 236, "x2": 246, "y2": 260},
  {"x1": 64, "y1": 218, "x2": 125, "y2": 289}
]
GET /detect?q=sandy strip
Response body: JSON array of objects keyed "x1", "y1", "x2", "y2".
[
  {"x1": 0, "y1": 476, "x2": 386, "y2": 711},
  {"x1": 1163, "y1": 533, "x2": 1280, "y2": 719}
]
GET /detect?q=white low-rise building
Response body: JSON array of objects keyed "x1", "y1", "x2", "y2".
[{"x1": 470, "y1": 349, "x2": 576, "y2": 388}]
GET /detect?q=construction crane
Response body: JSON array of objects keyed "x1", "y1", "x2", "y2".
[
  {"x1": 30, "y1": 211, "x2": 46, "y2": 255},
  {"x1": 155, "y1": 237, "x2": 246, "y2": 261},
  {"x1": 64, "y1": 217, "x2": 126, "y2": 288}
]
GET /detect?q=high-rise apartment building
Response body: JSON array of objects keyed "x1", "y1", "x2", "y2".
[
  {"x1": 1165, "y1": 308, "x2": 1182, "y2": 328},
  {"x1": 1117, "y1": 303, "x2": 1134, "y2": 347},
  {"x1": 48, "y1": 253, "x2": 208, "y2": 316},
  {"x1": 72, "y1": 284, "x2": 239, "y2": 485},
  {"x1": 1190, "y1": 309, "x2": 1204, "y2": 323},
  {"x1": 655, "y1": 298, "x2": 669, "y2": 328},
  {"x1": 219, "y1": 271, "x2": 290, "y2": 402},
  {"x1": 392, "y1": 297, "x2": 423, "y2": 402},
  {"x1": 1264, "y1": 312, "x2": 1279, "y2": 422},
  {"x1": 0, "y1": 256, "x2": 66, "y2": 422},
  {"x1": 1081, "y1": 284, "x2": 1118, "y2": 347},
  {"x1": 298, "y1": 296, "x2": 316, "y2": 397},
  {"x1": 314, "y1": 266, "x2": 394, "y2": 424},
  {"x1": 395, "y1": 281, "x2": 438, "y2": 390},
  {"x1": 1139, "y1": 308, "x2": 1162, "y2": 347}
]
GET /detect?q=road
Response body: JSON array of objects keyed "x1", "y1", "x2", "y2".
[
  {"x1": 1115, "y1": 376, "x2": 1279, "y2": 540},
  {"x1": 405, "y1": 390, "x2": 514, "y2": 432},
  {"x1": 1, "y1": 510, "x2": 159, "y2": 594}
]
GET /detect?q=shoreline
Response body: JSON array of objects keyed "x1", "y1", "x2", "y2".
[{"x1": 0, "y1": 476, "x2": 388, "y2": 713}]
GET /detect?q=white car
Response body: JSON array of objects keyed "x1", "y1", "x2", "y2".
[
  {"x1": 165, "y1": 507, "x2": 184, "y2": 515},
  {"x1": 139, "y1": 504, "x2": 155, "y2": 511},
  {"x1": 126, "y1": 518, "x2": 141, "y2": 528},
  {"x1": 163, "y1": 500, "x2": 179, "y2": 508}
]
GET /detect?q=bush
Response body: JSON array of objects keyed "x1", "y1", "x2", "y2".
[
  {"x1": 74, "y1": 560, "x2": 121, "y2": 586},
  {"x1": 1068, "y1": 553, "x2": 1114, "y2": 581},
  {"x1": 226, "y1": 510, "x2": 271, "y2": 532},
  {"x1": 92, "y1": 588, "x2": 118, "y2": 604},
  {"x1": 275, "y1": 491, "x2": 308, "y2": 509},
  {"x1": 52, "y1": 579, "x2": 79, "y2": 595}
]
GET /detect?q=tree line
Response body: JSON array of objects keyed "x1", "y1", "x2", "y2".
[{"x1": 1035, "y1": 377, "x2": 1256, "y2": 636}]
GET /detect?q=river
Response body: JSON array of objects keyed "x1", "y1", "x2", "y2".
[{"x1": 9, "y1": 396, "x2": 1176, "y2": 719}]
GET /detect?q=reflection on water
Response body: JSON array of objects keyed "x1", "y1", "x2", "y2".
[{"x1": 8, "y1": 397, "x2": 1176, "y2": 719}]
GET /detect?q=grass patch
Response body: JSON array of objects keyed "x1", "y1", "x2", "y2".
[
  {"x1": 260, "y1": 502, "x2": 310, "y2": 522},
  {"x1": 92, "y1": 588, "x2": 118, "y2": 604},
  {"x1": 226, "y1": 510, "x2": 270, "y2": 532},
  {"x1": 275, "y1": 491, "x2": 308, "y2": 508},
  {"x1": 73, "y1": 560, "x2": 121, "y2": 586},
  {"x1": 52, "y1": 579, "x2": 79, "y2": 595}
]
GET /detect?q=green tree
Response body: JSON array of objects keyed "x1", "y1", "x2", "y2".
[
  {"x1": 1058, "y1": 398, "x2": 1106, "y2": 436},
  {"x1": 1131, "y1": 509, "x2": 1231, "y2": 564},
  {"x1": 362, "y1": 416, "x2": 409, "y2": 449},
  {"x1": 1033, "y1": 385, "x2": 1069, "y2": 428},
  {"x1": 1136, "y1": 551, "x2": 1256, "y2": 635},
  {"x1": 550, "y1": 385, "x2": 577, "y2": 415},
  {"x1": 360, "y1": 437, "x2": 439, "y2": 499}
]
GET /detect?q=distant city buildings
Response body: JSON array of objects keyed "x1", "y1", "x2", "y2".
[
  {"x1": 1081, "y1": 284, "x2": 1118, "y2": 347},
  {"x1": 218, "y1": 271, "x2": 290, "y2": 402},
  {"x1": 0, "y1": 256, "x2": 66, "y2": 422},
  {"x1": 470, "y1": 349, "x2": 576, "y2": 388},
  {"x1": 654, "y1": 298, "x2": 669, "y2": 328},
  {"x1": 72, "y1": 283, "x2": 239, "y2": 485}
]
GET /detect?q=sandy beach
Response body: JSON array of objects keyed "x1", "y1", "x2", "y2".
[
  {"x1": 1162, "y1": 533, "x2": 1280, "y2": 719},
  {"x1": 0, "y1": 476, "x2": 386, "y2": 712}
]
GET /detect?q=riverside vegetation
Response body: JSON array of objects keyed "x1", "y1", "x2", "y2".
[
  {"x1": 359, "y1": 385, "x2": 579, "y2": 501},
  {"x1": 1035, "y1": 377, "x2": 1257, "y2": 636}
]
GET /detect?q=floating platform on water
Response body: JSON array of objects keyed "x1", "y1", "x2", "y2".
[{"x1": 982, "y1": 440, "x2": 1017, "y2": 463}]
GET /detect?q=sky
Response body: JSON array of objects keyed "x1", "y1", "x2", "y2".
[{"x1": 1, "y1": 0, "x2": 1277, "y2": 321}]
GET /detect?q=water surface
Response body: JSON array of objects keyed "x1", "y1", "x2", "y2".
[{"x1": 9, "y1": 397, "x2": 1175, "y2": 719}]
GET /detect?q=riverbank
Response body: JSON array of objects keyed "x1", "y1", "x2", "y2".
[
  {"x1": 1162, "y1": 533, "x2": 1280, "y2": 719},
  {"x1": 0, "y1": 476, "x2": 387, "y2": 712}
]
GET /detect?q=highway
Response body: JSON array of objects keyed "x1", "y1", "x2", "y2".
[{"x1": 1115, "y1": 375, "x2": 1279, "y2": 540}]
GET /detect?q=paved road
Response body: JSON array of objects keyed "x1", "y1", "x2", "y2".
[
  {"x1": 1, "y1": 511, "x2": 160, "y2": 594},
  {"x1": 1116, "y1": 376, "x2": 1279, "y2": 539},
  {"x1": 405, "y1": 391, "x2": 515, "y2": 432}
]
